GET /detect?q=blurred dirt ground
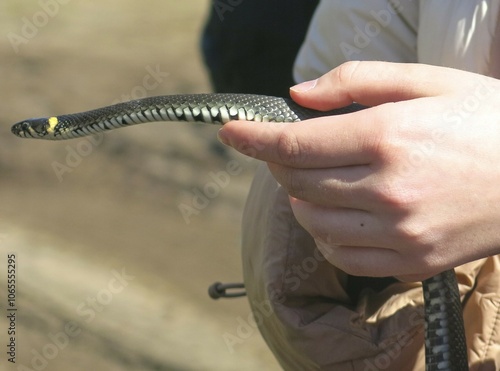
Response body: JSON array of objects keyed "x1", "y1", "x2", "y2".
[{"x1": 0, "y1": 1, "x2": 279, "y2": 370}]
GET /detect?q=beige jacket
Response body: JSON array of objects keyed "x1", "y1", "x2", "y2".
[{"x1": 242, "y1": 1, "x2": 500, "y2": 370}]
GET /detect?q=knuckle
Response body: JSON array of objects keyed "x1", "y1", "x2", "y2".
[
  {"x1": 316, "y1": 237, "x2": 374, "y2": 277},
  {"x1": 331, "y1": 249, "x2": 374, "y2": 277},
  {"x1": 371, "y1": 179, "x2": 416, "y2": 209},
  {"x1": 393, "y1": 218, "x2": 427, "y2": 245},
  {"x1": 276, "y1": 128, "x2": 303, "y2": 167},
  {"x1": 365, "y1": 107, "x2": 401, "y2": 160},
  {"x1": 392, "y1": 217, "x2": 439, "y2": 264},
  {"x1": 271, "y1": 165, "x2": 305, "y2": 199},
  {"x1": 335, "y1": 61, "x2": 361, "y2": 87},
  {"x1": 287, "y1": 173, "x2": 305, "y2": 199},
  {"x1": 309, "y1": 227, "x2": 332, "y2": 247}
]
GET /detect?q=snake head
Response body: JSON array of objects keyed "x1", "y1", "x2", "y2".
[{"x1": 11, "y1": 117, "x2": 59, "y2": 139}]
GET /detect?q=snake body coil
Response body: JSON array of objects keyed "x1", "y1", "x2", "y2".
[{"x1": 11, "y1": 93, "x2": 468, "y2": 370}]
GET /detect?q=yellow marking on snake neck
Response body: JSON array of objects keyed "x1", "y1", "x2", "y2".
[{"x1": 47, "y1": 117, "x2": 58, "y2": 134}]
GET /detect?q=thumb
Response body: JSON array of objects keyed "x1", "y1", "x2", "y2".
[{"x1": 289, "y1": 61, "x2": 469, "y2": 111}]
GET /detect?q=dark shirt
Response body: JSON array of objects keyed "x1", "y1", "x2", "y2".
[{"x1": 201, "y1": 0, "x2": 319, "y2": 97}]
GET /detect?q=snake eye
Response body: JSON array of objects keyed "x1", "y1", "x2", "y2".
[{"x1": 11, "y1": 121, "x2": 33, "y2": 137}]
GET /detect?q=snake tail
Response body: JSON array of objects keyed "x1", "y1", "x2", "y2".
[{"x1": 422, "y1": 269, "x2": 468, "y2": 371}]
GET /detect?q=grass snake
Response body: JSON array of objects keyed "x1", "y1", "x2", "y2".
[{"x1": 11, "y1": 93, "x2": 469, "y2": 370}]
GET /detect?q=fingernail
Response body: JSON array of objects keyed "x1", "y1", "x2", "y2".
[
  {"x1": 217, "y1": 128, "x2": 230, "y2": 146},
  {"x1": 290, "y1": 79, "x2": 318, "y2": 93}
]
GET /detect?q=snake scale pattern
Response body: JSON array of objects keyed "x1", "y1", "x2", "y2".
[{"x1": 11, "y1": 93, "x2": 468, "y2": 370}]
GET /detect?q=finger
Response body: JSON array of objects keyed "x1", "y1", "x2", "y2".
[
  {"x1": 267, "y1": 162, "x2": 375, "y2": 209},
  {"x1": 290, "y1": 198, "x2": 385, "y2": 248},
  {"x1": 316, "y1": 242, "x2": 409, "y2": 278},
  {"x1": 218, "y1": 109, "x2": 382, "y2": 168},
  {"x1": 290, "y1": 61, "x2": 481, "y2": 111},
  {"x1": 290, "y1": 199, "x2": 434, "y2": 277}
]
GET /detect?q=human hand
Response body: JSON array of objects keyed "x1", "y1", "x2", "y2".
[{"x1": 217, "y1": 61, "x2": 500, "y2": 281}]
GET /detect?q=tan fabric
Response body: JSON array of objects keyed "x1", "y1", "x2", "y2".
[{"x1": 243, "y1": 165, "x2": 500, "y2": 370}]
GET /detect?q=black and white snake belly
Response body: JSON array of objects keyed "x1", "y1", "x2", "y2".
[{"x1": 11, "y1": 93, "x2": 469, "y2": 370}]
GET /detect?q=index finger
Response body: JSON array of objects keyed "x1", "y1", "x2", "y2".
[{"x1": 217, "y1": 107, "x2": 383, "y2": 168}]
